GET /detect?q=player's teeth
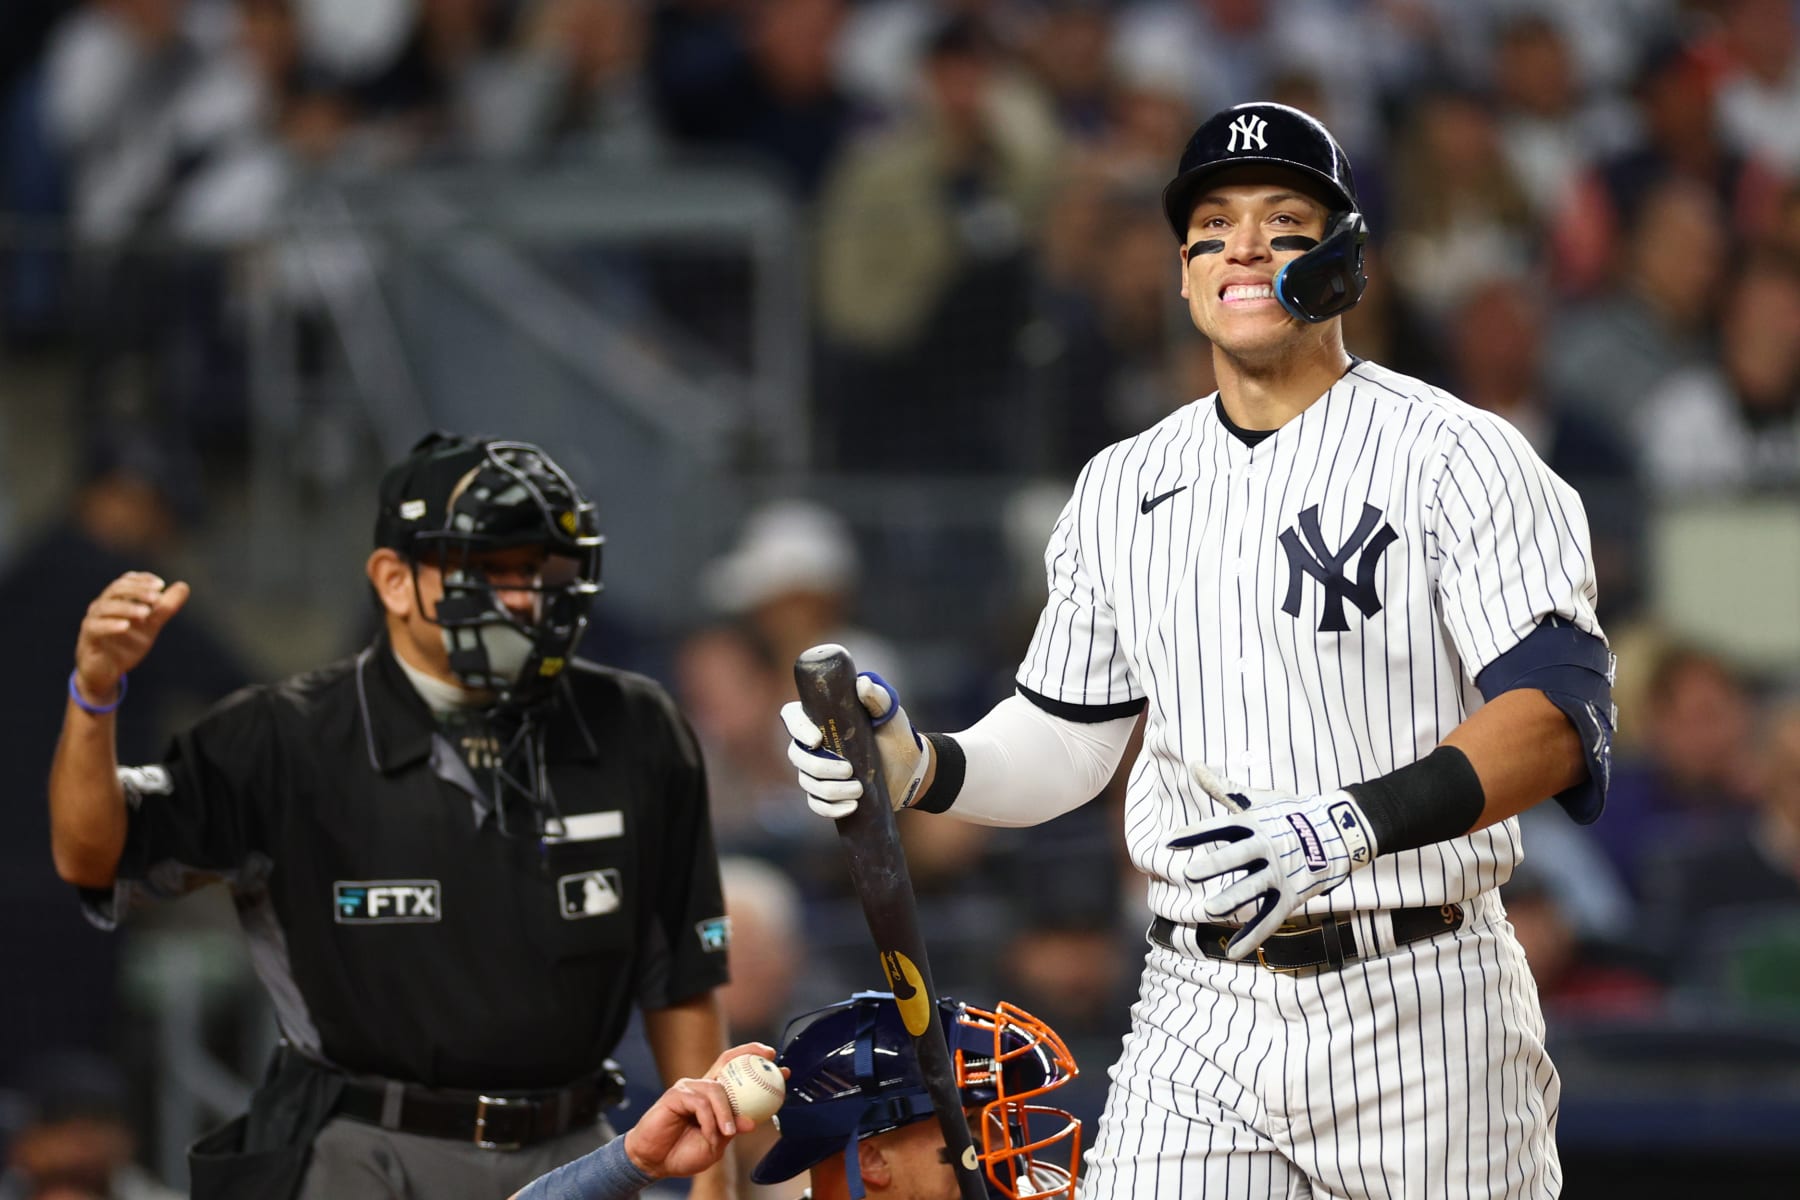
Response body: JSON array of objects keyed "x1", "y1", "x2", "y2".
[{"x1": 1224, "y1": 285, "x2": 1274, "y2": 301}]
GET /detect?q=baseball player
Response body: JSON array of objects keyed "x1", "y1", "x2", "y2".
[
  {"x1": 750, "y1": 991, "x2": 1081, "y2": 1199},
  {"x1": 786, "y1": 101, "x2": 1613, "y2": 1197},
  {"x1": 512, "y1": 993, "x2": 1081, "y2": 1200}
]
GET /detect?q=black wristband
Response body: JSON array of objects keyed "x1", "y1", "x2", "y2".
[
  {"x1": 916, "y1": 733, "x2": 965, "y2": 813},
  {"x1": 1343, "y1": 745, "x2": 1486, "y2": 855}
]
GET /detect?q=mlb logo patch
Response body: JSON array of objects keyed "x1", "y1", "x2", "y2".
[
  {"x1": 335, "y1": 880, "x2": 441, "y2": 923},
  {"x1": 559, "y1": 869, "x2": 623, "y2": 919},
  {"x1": 695, "y1": 916, "x2": 731, "y2": 953}
]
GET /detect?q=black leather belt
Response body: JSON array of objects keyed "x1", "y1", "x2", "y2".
[
  {"x1": 334, "y1": 1062, "x2": 625, "y2": 1151},
  {"x1": 1148, "y1": 904, "x2": 1467, "y2": 972}
]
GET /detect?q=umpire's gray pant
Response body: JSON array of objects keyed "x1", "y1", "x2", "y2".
[{"x1": 295, "y1": 1115, "x2": 615, "y2": 1199}]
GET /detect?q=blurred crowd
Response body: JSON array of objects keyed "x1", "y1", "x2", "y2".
[{"x1": 6, "y1": 0, "x2": 1800, "y2": 1195}]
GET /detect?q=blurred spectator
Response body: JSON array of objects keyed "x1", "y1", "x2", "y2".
[
  {"x1": 672, "y1": 620, "x2": 842, "y2": 890},
  {"x1": 714, "y1": 857, "x2": 807, "y2": 1047},
  {"x1": 460, "y1": 0, "x2": 660, "y2": 161},
  {"x1": 709, "y1": 838, "x2": 795, "y2": 1200},
  {"x1": 0, "y1": 434, "x2": 253, "y2": 1085},
  {"x1": 1591, "y1": 29, "x2": 1783, "y2": 245},
  {"x1": 46, "y1": 0, "x2": 300, "y2": 467},
  {"x1": 1597, "y1": 644, "x2": 1761, "y2": 894},
  {"x1": 1715, "y1": 0, "x2": 1800, "y2": 177},
  {"x1": 699, "y1": 501, "x2": 955, "y2": 887},
  {"x1": 1544, "y1": 176, "x2": 1726, "y2": 443},
  {"x1": 1029, "y1": 170, "x2": 1187, "y2": 473},
  {"x1": 1448, "y1": 273, "x2": 1644, "y2": 616},
  {"x1": 286, "y1": 0, "x2": 488, "y2": 157},
  {"x1": 1648, "y1": 698, "x2": 1800, "y2": 949},
  {"x1": 1637, "y1": 256, "x2": 1800, "y2": 495},
  {"x1": 1108, "y1": 0, "x2": 1375, "y2": 157},
  {"x1": 1018, "y1": 0, "x2": 1113, "y2": 143},
  {"x1": 1089, "y1": 68, "x2": 1191, "y2": 189},
  {"x1": 1489, "y1": 13, "x2": 1632, "y2": 294},
  {"x1": 815, "y1": 13, "x2": 1061, "y2": 470},
  {"x1": 1515, "y1": 799, "x2": 1637, "y2": 947},
  {"x1": 41, "y1": 0, "x2": 293, "y2": 245},
  {"x1": 834, "y1": 0, "x2": 1016, "y2": 117},
  {"x1": 0, "y1": 1052, "x2": 179, "y2": 1200},
  {"x1": 1503, "y1": 867, "x2": 1664, "y2": 1022},
  {"x1": 649, "y1": 0, "x2": 855, "y2": 197},
  {"x1": 1385, "y1": 87, "x2": 1537, "y2": 320},
  {"x1": 700, "y1": 499, "x2": 903, "y2": 696}
]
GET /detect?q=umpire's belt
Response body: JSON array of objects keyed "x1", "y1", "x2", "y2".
[
  {"x1": 1148, "y1": 904, "x2": 1466, "y2": 972},
  {"x1": 333, "y1": 1062, "x2": 625, "y2": 1150}
]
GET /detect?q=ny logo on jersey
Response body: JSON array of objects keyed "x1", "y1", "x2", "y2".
[
  {"x1": 1278, "y1": 503, "x2": 1398, "y2": 633},
  {"x1": 1227, "y1": 114, "x2": 1268, "y2": 152}
]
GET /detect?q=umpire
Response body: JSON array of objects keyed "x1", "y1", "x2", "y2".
[{"x1": 48, "y1": 434, "x2": 737, "y2": 1200}]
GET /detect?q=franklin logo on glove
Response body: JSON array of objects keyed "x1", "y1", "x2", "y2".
[{"x1": 1285, "y1": 813, "x2": 1327, "y2": 871}]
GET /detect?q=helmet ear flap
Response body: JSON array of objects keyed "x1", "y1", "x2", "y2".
[{"x1": 1273, "y1": 211, "x2": 1368, "y2": 323}]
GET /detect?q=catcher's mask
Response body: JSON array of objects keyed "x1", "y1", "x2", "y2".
[
  {"x1": 1163, "y1": 100, "x2": 1368, "y2": 324},
  {"x1": 375, "y1": 433, "x2": 603, "y2": 709},
  {"x1": 751, "y1": 991, "x2": 1081, "y2": 1200}
]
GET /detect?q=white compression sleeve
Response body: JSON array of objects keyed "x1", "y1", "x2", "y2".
[{"x1": 943, "y1": 693, "x2": 1137, "y2": 827}]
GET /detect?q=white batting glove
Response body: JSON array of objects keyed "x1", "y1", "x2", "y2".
[
  {"x1": 1189, "y1": 762, "x2": 1292, "y2": 813},
  {"x1": 1167, "y1": 764, "x2": 1379, "y2": 960},
  {"x1": 781, "y1": 672, "x2": 930, "y2": 820}
]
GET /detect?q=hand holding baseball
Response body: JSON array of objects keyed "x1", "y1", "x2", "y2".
[
  {"x1": 715, "y1": 1050, "x2": 786, "y2": 1122},
  {"x1": 620, "y1": 1044, "x2": 787, "y2": 1180}
]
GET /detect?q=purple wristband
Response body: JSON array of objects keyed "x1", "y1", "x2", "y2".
[{"x1": 69, "y1": 670, "x2": 127, "y2": 716}]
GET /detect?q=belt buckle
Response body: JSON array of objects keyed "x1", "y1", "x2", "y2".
[
  {"x1": 1253, "y1": 944, "x2": 1309, "y2": 974},
  {"x1": 473, "y1": 1095, "x2": 526, "y2": 1151}
]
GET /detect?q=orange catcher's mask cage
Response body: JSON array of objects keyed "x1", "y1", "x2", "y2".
[{"x1": 958, "y1": 1001, "x2": 1082, "y2": 1200}]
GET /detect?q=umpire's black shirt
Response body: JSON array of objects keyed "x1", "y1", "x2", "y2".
[{"x1": 88, "y1": 637, "x2": 729, "y2": 1091}]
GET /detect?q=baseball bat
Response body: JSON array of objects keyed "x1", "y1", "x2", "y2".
[{"x1": 794, "y1": 644, "x2": 986, "y2": 1200}]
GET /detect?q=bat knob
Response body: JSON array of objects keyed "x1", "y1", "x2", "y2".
[{"x1": 797, "y1": 643, "x2": 853, "y2": 667}]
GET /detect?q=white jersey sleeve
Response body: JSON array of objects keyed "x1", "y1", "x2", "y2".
[
  {"x1": 1429, "y1": 412, "x2": 1603, "y2": 677},
  {"x1": 1016, "y1": 453, "x2": 1146, "y2": 716}
]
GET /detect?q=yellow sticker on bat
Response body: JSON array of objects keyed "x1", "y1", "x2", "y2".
[{"x1": 880, "y1": 950, "x2": 931, "y2": 1036}]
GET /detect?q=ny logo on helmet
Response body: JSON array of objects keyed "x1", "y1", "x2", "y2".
[{"x1": 1227, "y1": 114, "x2": 1268, "y2": 153}]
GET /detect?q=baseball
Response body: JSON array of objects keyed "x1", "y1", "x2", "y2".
[{"x1": 715, "y1": 1054, "x2": 785, "y2": 1122}]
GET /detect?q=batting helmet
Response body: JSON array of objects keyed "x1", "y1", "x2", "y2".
[
  {"x1": 751, "y1": 992, "x2": 1081, "y2": 1200},
  {"x1": 375, "y1": 432, "x2": 603, "y2": 707},
  {"x1": 1162, "y1": 101, "x2": 1368, "y2": 323}
]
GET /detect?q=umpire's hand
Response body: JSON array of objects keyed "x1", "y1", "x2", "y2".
[
  {"x1": 781, "y1": 669, "x2": 930, "y2": 818},
  {"x1": 1166, "y1": 764, "x2": 1379, "y2": 959},
  {"x1": 74, "y1": 572, "x2": 189, "y2": 707}
]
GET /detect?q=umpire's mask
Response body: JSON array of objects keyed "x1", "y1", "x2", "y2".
[{"x1": 376, "y1": 433, "x2": 603, "y2": 710}]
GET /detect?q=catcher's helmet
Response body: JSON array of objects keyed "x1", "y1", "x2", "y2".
[
  {"x1": 1163, "y1": 100, "x2": 1368, "y2": 323},
  {"x1": 375, "y1": 432, "x2": 603, "y2": 707},
  {"x1": 752, "y1": 992, "x2": 1081, "y2": 1200}
]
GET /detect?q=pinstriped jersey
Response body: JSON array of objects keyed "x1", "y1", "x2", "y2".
[{"x1": 1016, "y1": 359, "x2": 1604, "y2": 922}]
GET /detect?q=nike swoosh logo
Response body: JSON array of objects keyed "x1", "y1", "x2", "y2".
[{"x1": 1140, "y1": 486, "x2": 1188, "y2": 514}]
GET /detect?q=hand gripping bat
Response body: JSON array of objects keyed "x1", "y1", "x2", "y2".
[{"x1": 794, "y1": 644, "x2": 986, "y2": 1200}]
